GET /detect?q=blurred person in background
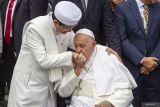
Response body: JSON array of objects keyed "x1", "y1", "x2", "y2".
[
  {"x1": 115, "y1": 0, "x2": 160, "y2": 106},
  {"x1": 0, "y1": 0, "x2": 7, "y2": 107}
]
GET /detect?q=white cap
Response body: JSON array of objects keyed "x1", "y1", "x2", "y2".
[
  {"x1": 76, "y1": 28, "x2": 95, "y2": 39},
  {"x1": 54, "y1": 1, "x2": 82, "y2": 26}
]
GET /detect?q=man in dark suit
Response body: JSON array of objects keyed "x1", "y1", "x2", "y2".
[
  {"x1": 52, "y1": 0, "x2": 121, "y2": 55},
  {"x1": 0, "y1": 1, "x2": 7, "y2": 106},
  {"x1": 115, "y1": 0, "x2": 160, "y2": 107},
  {"x1": 0, "y1": 0, "x2": 11, "y2": 107},
  {"x1": 1, "y1": 0, "x2": 49, "y2": 105}
]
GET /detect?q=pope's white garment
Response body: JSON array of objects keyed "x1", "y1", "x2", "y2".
[
  {"x1": 7, "y1": 12, "x2": 75, "y2": 107},
  {"x1": 58, "y1": 45, "x2": 137, "y2": 107}
]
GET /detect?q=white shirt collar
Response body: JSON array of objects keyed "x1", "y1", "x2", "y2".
[{"x1": 136, "y1": 0, "x2": 144, "y2": 8}]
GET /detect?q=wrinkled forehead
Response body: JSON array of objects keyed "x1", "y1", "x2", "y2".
[
  {"x1": 75, "y1": 33, "x2": 90, "y2": 39},
  {"x1": 74, "y1": 34, "x2": 90, "y2": 44}
]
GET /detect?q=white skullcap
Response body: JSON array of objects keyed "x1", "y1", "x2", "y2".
[
  {"x1": 76, "y1": 28, "x2": 95, "y2": 39},
  {"x1": 54, "y1": 1, "x2": 82, "y2": 26}
]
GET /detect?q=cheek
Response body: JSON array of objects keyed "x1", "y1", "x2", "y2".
[
  {"x1": 80, "y1": 50, "x2": 86, "y2": 55},
  {"x1": 59, "y1": 29, "x2": 67, "y2": 34},
  {"x1": 82, "y1": 50, "x2": 89, "y2": 57}
]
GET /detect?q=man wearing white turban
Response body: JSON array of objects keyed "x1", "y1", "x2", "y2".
[
  {"x1": 7, "y1": 1, "x2": 82, "y2": 107},
  {"x1": 58, "y1": 28, "x2": 137, "y2": 107}
]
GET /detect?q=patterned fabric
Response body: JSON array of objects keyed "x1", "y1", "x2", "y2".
[{"x1": 143, "y1": 5, "x2": 148, "y2": 33}]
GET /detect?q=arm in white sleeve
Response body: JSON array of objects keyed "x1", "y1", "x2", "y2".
[
  {"x1": 58, "y1": 69, "x2": 80, "y2": 97},
  {"x1": 25, "y1": 25, "x2": 73, "y2": 69},
  {"x1": 106, "y1": 89, "x2": 133, "y2": 107}
]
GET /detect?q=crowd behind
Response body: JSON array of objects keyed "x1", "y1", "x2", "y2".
[{"x1": 0, "y1": 0, "x2": 160, "y2": 107}]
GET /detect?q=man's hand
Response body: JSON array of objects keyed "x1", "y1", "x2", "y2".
[
  {"x1": 112, "y1": 0, "x2": 124, "y2": 5},
  {"x1": 72, "y1": 52, "x2": 86, "y2": 76},
  {"x1": 106, "y1": 48, "x2": 122, "y2": 63},
  {"x1": 72, "y1": 52, "x2": 86, "y2": 67},
  {"x1": 140, "y1": 66, "x2": 150, "y2": 75},
  {"x1": 142, "y1": 57, "x2": 159, "y2": 71},
  {"x1": 95, "y1": 101, "x2": 114, "y2": 107}
]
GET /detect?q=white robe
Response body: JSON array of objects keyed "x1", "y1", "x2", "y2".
[
  {"x1": 7, "y1": 13, "x2": 75, "y2": 107},
  {"x1": 58, "y1": 45, "x2": 137, "y2": 107}
]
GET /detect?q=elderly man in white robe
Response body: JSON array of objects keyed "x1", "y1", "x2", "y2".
[
  {"x1": 7, "y1": 1, "x2": 82, "y2": 107},
  {"x1": 58, "y1": 28, "x2": 137, "y2": 107}
]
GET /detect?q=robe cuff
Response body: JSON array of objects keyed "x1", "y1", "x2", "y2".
[{"x1": 106, "y1": 89, "x2": 133, "y2": 107}]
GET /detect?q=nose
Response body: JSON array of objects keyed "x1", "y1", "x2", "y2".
[
  {"x1": 64, "y1": 28, "x2": 72, "y2": 32},
  {"x1": 75, "y1": 46, "x2": 81, "y2": 53}
]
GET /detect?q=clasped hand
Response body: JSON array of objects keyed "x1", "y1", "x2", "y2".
[{"x1": 141, "y1": 57, "x2": 159, "y2": 75}]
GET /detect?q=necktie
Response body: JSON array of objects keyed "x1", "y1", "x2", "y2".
[
  {"x1": 143, "y1": 5, "x2": 148, "y2": 34},
  {"x1": 4, "y1": 0, "x2": 14, "y2": 45},
  {"x1": 81, "y1": 0, "x2": 87, "y2": 12}
]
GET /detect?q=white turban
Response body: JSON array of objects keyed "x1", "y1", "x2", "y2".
[
  {"x1": 54, "y1": 1, "x2": 82, "y2": 26},
  {"x1": 76, "y1": 28, "x2": 95, "y2": 39}
]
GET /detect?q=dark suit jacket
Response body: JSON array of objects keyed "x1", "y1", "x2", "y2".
[
  {"x1": 12, "y1": 0, "x2": 48, "y2": 55},
  {"x1": 1, "y1": 0, "x2": 14, "y2": 55},
  {"x1": 1, "y1": 0, "x2": 9, "y2": 36},
  {"x1": 115, "y1": 0, "x2": 160, "y2": 78},
  {"x1": 52, "y1": 0, "x2": 121, "y2": 55}
]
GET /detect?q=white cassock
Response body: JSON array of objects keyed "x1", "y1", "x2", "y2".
[
  {"x1": 7, "y1": 13, "x2": 75, "y2": 107},
  {"x1": 58, "y1": 45, "x2": 137, "y2": 107}
]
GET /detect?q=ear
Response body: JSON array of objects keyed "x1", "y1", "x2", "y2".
[
  {"x1": 53, "y1": 20, "x2": 59, "y2": 26},
  {"x1": 92, "y1": 40, "x2": 96, "y2": 47}
]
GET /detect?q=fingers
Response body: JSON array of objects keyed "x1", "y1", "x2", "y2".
[
  {"x1": 106, "y1": 48, "x2": 122, "y2": 63},
  {"x1": 106, "y1": 48, "x2": 111, "y2": 55},
  {"x1": 140, "y1": 67, "x2": 150, "y2": 75},
  {"x1": 72, "y1": 52, "x2": 86, "y2": 68},
  {"x1": 78, "y1": 53, "x2": 86, "y2": 62},
  {"x1": 151, "y1": 57, "x2": 159, "y2": 66},
  {"x1": 72, "y1": 52, "x2": 78, "y2": 60},
  {"x1": 151, "y1": 57, "x2": 159, "y2": 61},
  {"x1": 140, "y1": 65, "x2": 156, "y2": 75},
  {"x1": 142, "y1": 57, "x2": 158, "y2": 70}
]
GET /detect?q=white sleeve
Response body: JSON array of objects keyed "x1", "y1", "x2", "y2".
[
  {"x1": 25, "y1": 25, "x2": 73, "y2": 69},
  {"x1": 58, "y1": 69, "x2": 80, "y2": 97},
  {"x1": 106, "y1": 89, "x2": 133, "y2": 107}
]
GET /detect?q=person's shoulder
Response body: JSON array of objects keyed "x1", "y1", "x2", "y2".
[
  {"x1": 31, "y1": 14, "x2": 49, "y2": 23},
  {"x1": 96, "y1": 45, "x2": 108, "y2": 54},
  {"x1": 28, "y1": 13, "x2": 51, "y2": 30}
]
